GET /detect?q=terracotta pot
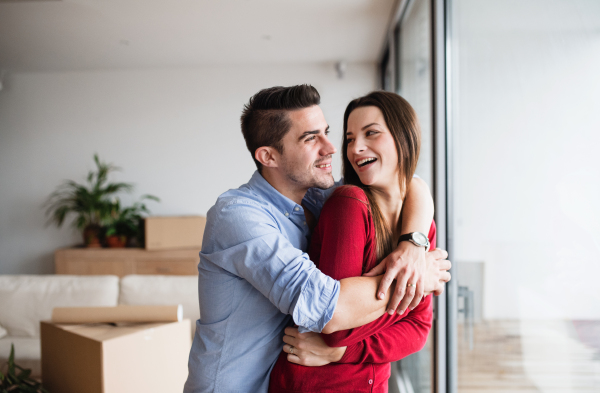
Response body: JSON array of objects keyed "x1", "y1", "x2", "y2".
[
  {"x1": 83, "y1": 225, "x2": 102, "y2": 248},
  {"x1": 106, "y1": 235, "x2": 127, "y2": 248}
]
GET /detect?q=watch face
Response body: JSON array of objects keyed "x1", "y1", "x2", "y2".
[{"x1": 413, "y1": 232, "x2": 428, "y2": 246}]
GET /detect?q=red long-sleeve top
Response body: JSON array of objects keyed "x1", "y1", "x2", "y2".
[{"x1": 269, "y1": 185, "x2": 435, "y2": 393}]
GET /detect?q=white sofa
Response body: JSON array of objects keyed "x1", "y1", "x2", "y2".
[{"x1": 0, "y1": 274, "x2": 199, "y2": 378}]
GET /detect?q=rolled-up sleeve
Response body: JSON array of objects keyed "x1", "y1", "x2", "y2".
[
  {"x1": 293, "y1": 270, "x2": 339, "y2": 333},
  {"x1": 201, "y1": 198, "x2": 340, "y2": 333}
]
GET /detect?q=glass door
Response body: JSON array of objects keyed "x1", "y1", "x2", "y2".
[{"x1": 446, "y1": 0, "x2": 600, "y2": 392}]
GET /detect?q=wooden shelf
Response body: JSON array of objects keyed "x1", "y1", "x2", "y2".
[{"x1": 54, "y1": 247, "x2": 200, "y2": 277}]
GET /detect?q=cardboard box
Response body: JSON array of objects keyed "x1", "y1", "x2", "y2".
[
  {"x1": 144, "y1": 216, "x2": 206, "y2": 251},
  {"x1": 41, "y1": 320, "x2": 191, "y2": 393}
]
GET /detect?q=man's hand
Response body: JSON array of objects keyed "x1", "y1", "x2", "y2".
[
  {"x1": 425, "y1": 250, "x2": 452, "y2": 296},
  {"x1": 364, "y1": 244, "x2": 450, "y2": 315},
  {"x1": 282, "y1": 327, "x2": 346, "y2": 367}
]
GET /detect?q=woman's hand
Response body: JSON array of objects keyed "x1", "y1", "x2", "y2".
[{"x1": 282, "y1": 327, "x2": 347, "y2": 367}]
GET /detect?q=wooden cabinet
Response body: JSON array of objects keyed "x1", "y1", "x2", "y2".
[{"x1": 54, "y1": 247, "x2": 200, "y2": 277}]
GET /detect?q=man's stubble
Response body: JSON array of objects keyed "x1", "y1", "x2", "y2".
[{"x1": 280, "y1": 154, "x2": 334, "y2": 191}]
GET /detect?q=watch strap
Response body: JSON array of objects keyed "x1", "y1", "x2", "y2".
[
  {"x1": 397, "y1": 232, "x2": 430, "y2": 251},
  {"x1": 397, "y1": 233, "x2": 415, "y2": 245}
]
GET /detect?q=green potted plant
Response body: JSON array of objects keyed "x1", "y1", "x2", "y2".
[
  {"x1": 44, "y1": 154, "x2": 133, "y2": 247},
  {"x1": 0, "y1": 344, "x2": 48, "y2": 393},
  {"x1": 104, "y1": 195, "x2": 159, "y2": 248}
]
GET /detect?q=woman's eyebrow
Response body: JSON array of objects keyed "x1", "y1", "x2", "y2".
[{"x1": 361, "y1": 122, "x2": 379, "y2": 131}]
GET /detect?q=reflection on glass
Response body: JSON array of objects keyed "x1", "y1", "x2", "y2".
[{"x1": 450, "y1": 0, "x2": 600, "y2": 391}]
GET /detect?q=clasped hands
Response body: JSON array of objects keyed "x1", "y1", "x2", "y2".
[
  {"x1": 284, "y1": 242, "x2": 451, "y2": 366},
  {"x1": 364, "y1": 242, "x2": 451, "y2": 315}
]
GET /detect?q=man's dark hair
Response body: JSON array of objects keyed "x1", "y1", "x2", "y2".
[{"x1": 241, "y1": 85, "x2": 321, "y2": 172}]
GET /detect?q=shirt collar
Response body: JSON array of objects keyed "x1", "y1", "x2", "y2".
[{"x1": 248, "y1": 171, "x2": 303, "y2": 217}]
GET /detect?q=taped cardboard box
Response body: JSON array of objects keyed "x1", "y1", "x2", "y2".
[
  {"x1": 144, "y1": 216, "x2": 206, "y2": 250},
  {"x1": 41, "y1": 320, "x2": 191, "y2": 393}
]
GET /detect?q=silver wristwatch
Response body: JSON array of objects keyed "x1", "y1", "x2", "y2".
[{"x1": 397, "y1": 232, "x2": 430, "y2": 252}]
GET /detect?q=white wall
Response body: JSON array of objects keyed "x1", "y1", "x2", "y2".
[
  {"x1": 0, "y1": 63, "x2": 377, "y2": 274},
  {"x1": 451, "y1": 0, "x2": 600, "y2": 319}
]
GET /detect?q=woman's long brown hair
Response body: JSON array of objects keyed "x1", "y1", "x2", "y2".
[{"x1": 342, "y1": 91, "x2": 421, "y2": 262}]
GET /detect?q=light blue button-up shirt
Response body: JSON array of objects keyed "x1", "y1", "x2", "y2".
[{"x1": 184, "y1": 171, "x2": 341, "y2": 393}]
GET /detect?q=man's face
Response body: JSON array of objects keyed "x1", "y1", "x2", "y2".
[{"x1": 278, "y1": 105, "x2": 337, "y2": 190}]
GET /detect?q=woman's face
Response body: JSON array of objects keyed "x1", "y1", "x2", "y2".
[{"x1": 346, "y1": 106, "x2": 399, "y2": 189}]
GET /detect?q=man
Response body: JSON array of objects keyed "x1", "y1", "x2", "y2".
[{"x1": 184, "y1": 85, "x2": 450, "y2": 392}]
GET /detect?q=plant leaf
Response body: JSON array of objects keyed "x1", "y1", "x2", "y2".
[
  {"x1": 17, "y1": 369, "x2": 30, "y2": 380},
  {"x1": 7, "y1": 345, "x2": 15, "y2": 376},
  {"x1": 141, "y1": 194, "x2": 160, "y2": 202}
]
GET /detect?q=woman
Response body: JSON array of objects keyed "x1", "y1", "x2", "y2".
[{"x1": 269, "y1": 91, "x2": 436, "y2": 392}]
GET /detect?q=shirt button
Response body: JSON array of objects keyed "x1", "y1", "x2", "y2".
[
  {"x1": 294, "y1": 206, "x2": 300, "y2": 211},
  {"x1": 303, "y1": 221, "x2": 307, "y2": 225},
  {"x1": 285, "y1": 212, "x2": 289, "y2": 217},
  {"x1": 368, "y1": 379, "x2": 373, "y2": 385}
]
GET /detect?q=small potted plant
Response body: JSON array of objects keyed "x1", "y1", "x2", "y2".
[
  {"x1": 0, "y1": 344, "x2": 49, "y2": 393},
  {"x1": 44, "y1": 155, "x2": 133, "y2": 247},
  {"x1": 104, "y1": 195, "x2": 159, "y2": 248}
]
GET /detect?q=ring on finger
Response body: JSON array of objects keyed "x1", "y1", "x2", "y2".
[
  {"x1": 289, "y1": 346, "x2": 294, "y2": 355},
  {"x1": 407, "y1": 283, "x2": 416, "y2": 287}
]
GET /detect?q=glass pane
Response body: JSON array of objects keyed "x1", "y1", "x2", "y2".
[
  {"x1": 391, "y1": 0, "x2": 434, "y2": 392},
  {"x1": 398, "y1": 0, "x2": 433, "y2": 188},
  {"x1": 450, "y1": 0, "x2": 600, "y2": 392}
]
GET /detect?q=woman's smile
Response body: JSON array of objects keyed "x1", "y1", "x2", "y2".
[
  {"x1": 354, "y1": 156, "x2": 378, "y2": 173},
  {"x1": 356, "y1": 157, "x2": 378, "y2": 167}
]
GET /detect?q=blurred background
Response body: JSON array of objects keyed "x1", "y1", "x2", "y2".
[
  {"x1": 0, "y1": 0, "x2": 388, "y2": 274},
  {"x1": 1, "y1": 0, "x2": 599, "y2": 392}
]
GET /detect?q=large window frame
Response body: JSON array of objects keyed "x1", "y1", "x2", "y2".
[{"x1": 379, "y1": 1, "x2": 456, "y2": 392}]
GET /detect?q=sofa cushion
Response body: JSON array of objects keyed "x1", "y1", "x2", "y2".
[
  {"x1": 119, "y1": 275, "x2": 200, "y2": 324},
  {"x1": 0, "y1": 275, "x2": 119, "y2": 338},
  {"x1": 0, "y1": 336, "x2": 40, "y2": 360}
]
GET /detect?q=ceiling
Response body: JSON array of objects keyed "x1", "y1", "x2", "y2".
[{"x1": 0, "y1": 0, "x2": 396, "y2": 72}]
